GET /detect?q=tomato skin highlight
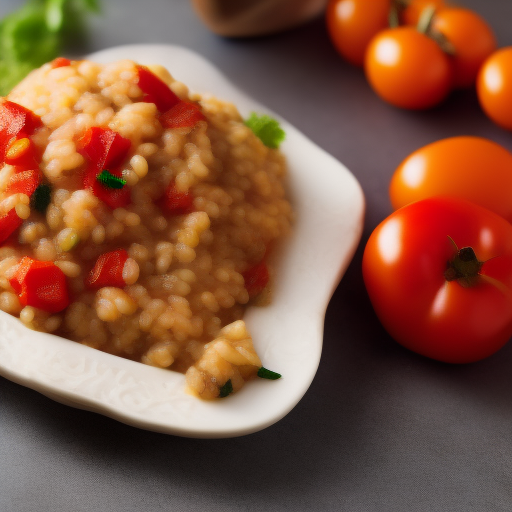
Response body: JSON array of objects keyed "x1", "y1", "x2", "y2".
[
  {"x1": 432, "y1": 7, "x2": 497, "y2": 89},
  {"x1": 363, "y1": 197, "x2": 512, "y2": 364},
  {"x1": 477, "y1": 47, "x2": 512, "y2": 131},
  {"x1": 364, "y1": 27, "x2": 452, "y2": 110},
  {"x1": 389, "y1": 136, "x2": 512, "y2": 222},
  {"x1": 326, "y1": 0, "x2": 391, "y2": 67}
]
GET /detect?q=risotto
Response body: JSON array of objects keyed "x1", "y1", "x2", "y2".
[{"x1": 0, "y1": 57, "x2": 292, "y2": 399}]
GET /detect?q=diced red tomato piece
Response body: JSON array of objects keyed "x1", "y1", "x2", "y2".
[
  {"x1": 51, "y1": 57, "x2": 71, "y2": 68},
  {"x1": 160, "y1": 101, "x2": 205, "y2": 129},
  {"x1": 77, "y1": 127, "x2": 132, "y2": 209},
  {"x1": 243, "y1": 261, "x2": 270, "y2": 298},
  {"x1": 85, "y1": 249, "x2": 129, "y2": 290},
  {"x1": 77, "y1": 127, "x2": 131, "y2": 170},
  {"x1": 82, "y1": 164, "x2": 131, "y2": 209},
  {"x1": 5, "y1": 169, "x2": 41, "y2": 197},
  {"x1": 137, "y1": 66, "x2": 181, "y2": 112},
  {"x1": 9, "y1": 257, "x2": 70, "y2": 313},
  {"x1": 0, "y1": 209, "x2": 22, "y2": 244},
  {"x1": 163, "y1": 181, "x2": 194, "y2": 215},
  {"x1": 0, "y1": 101, "x2": 42, "y2": 161}
]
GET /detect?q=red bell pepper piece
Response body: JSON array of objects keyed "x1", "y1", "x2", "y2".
[
  {"x1": 243, "y1": 261, "x2": 270, "y2": 299},
  {"x1": 137, "y1": 66, "x2": 181, "y2": 112},
  {"x1": 159, "y1": 101, "x2": 205, "y2": 129},
  {"x1": 77, "y1": 127, "x2": 131, "y2": 170},
  {"x1": 77, "y1": 127, "x2": 132, "y2": 209},
  {"x1": 0, "y1": 209, "x2": 23, "y2": 244},
  {"x1": 5, "y1": 169, "x2": 41, "y2": 197},
  {"x1": 51, "y1": 57, "x2": 71, "y2": 68},
  {"x1": 9, "y1": 257, "x2": 70, "y2": 313},
  {"x1": 163, "y1": 181, "x2": 194, "y2": 215},
  {"x1": 85, "y1": 249, "x2": 129, "y2": 289},
  {"x1": 83, "y1": 165, "x2": 130, "y2": 209},
  {"x1": 0, "y1": 101, "x2": 42, "y2": 162}
]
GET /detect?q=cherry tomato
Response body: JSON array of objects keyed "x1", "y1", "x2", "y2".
[
  {"x1": 401, "y1": 0, "x2": 444, "y2": 26},
  {"x1": 389, "y1": 136, "x2": 512, "y2": 222},
  {"x1": 326, "y1": 0, "x2": 391, "y2": 67},
  {"x1": 363, "y1": 197, "x2": 512, "y2": 364},
  {"x1": 432, "y1": 8, "x2": 497, "y2": 89},
  {"x1": 365, "y1": 26, "x2": 452, "y2": 109},
  {"x1": 477, "y1": 47, "x2": 512, "y2": 131}
]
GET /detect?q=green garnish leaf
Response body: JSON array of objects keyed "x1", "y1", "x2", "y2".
[
  {"x1": 0, "y1": 0, "x2": 100, "y2": 96},
  {"x1": 219, "y1": 379, "x2": 233, "y2": 398},
  {"x1": 244, "y1": 112, "x2": 285, "y2": 149},
  {"x1": 96, "y1": 170, "x2": 126, "y2": 189},
  {"x1": 31, "y1": 183, "x2": 52, "y2": 213},
  {"x1": 257, "y1": 367, "x2": 282, "y2": 380}
]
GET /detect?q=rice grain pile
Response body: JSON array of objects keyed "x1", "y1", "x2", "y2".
[{"x1": 0, "y1": 58, "x2": 292, "y2": 399}]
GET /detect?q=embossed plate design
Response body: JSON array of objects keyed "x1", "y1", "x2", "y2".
[{"x1": 0, "y1": 45, "x2": 365, "y2": 438}]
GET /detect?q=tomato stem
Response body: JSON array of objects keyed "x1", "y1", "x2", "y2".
[
  {"x1": 444, "y1": 241, "x2": 483, "y2": 288},
  {"x1": 417, "y1": 5, "x2": 436, "y2": 34}
]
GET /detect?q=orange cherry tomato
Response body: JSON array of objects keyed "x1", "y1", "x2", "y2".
[
  {"x1": 326, "y1": 0, "x2": 391, "y2": 67},
  {"x1": 365, "y1": 26, "x2": 452, "y2": 109},
  {"x1": 477, "y1": 47, "x2": 512, "y2": 131},
  {"x1": 401, "y1": 0, "x2": 444, "y2": 26},
  {"x1": 389, "y1": 136, "x2": 512, "y2": 222},
  {"x1": 432, "y1": 8, "x2": 497, "y2": 88}
]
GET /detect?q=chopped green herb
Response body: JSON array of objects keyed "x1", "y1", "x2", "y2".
[
  {"x1": 96, "y1": 170, "x2": 126, "y2": 189},
  {"x1": 219, "y1": 379, "x2": 233, "y2": 398},
  {"x1": 244, "y1": 113, "x2": 285, "y2": 149},
  {"x1": 0, "y1": 0, "x2": 100, "y2": 96},
  {"x1": 257, "y1": 367, "x2": 282, "y2": 380},
  {"x1": 31, "y1": 183, "x2": 52, "y2": 213}
]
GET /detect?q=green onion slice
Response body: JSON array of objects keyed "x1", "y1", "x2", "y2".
[
  {"x1": 96, "y1": 169, "x2": 126, "y2": 189},
  {"x1": 219, "y1": 379, "x2": 233, "y2": 398},
  {"x1": 257, "y1": 367, "x2": 282, "y2": 380}
]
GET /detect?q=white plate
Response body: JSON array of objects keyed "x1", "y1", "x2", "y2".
[{"x1": 0, "y1": 44, "x2": 365, "y2": 438}]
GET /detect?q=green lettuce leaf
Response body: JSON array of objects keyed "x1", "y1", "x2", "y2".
[
  {"x1": 0, "y1": 0, "x2": 100, "y2": 96},
  {"x1": 244, "y1": 112, "x2": 286, "y2": 149}
]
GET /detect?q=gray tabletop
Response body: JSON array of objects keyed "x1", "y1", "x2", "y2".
[{"x1": 1, "y1": 1, "x2": 512, "y2": 511}]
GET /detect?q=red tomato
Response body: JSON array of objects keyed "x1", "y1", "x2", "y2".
[
  {"x1": 401, "y1": 0, "x2": 444, "y2": 26},
  {"x1": 477, "y1": 47, "x2": 512, "y2": 131},
  {"x1": 432, "y1": 8, "x2": 497, "y2": 88},
  {"x1": 389, "y1": 136, "x2": 512, "y2": 222},
  {"x1": 365, "y1": 27, "x2": 452, "y2": 109},
  {"x1": 326, "y1": 0, "x2": 391, "y2": 66},
  {"x1": 363, "y1": 197, "x2": 512, "y2": 364}
]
